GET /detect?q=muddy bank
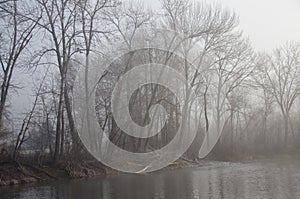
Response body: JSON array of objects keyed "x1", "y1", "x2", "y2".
[
  {"x1": 0, "y1": 160, "x2": 106, "y2": 186},
  {"x1": 0, "y1": 153, "x2": 269, "y2": 187},
  {"x1": 0, "y1": 158, "x2": 203, "y2": 187}
]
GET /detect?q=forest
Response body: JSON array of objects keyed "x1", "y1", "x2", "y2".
[{"x1": 1, "y1": 0, "x2": 300, "y2": 182}]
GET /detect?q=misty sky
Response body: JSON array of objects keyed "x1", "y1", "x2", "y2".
[
  {"x1": 141, "y1": 0, "x2": 300, "y2": 51},
  {"x1": 10, "y1": 0, "x2": 300, "y2": 125}
]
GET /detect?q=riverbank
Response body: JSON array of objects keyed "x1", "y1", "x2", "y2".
[
  {"x1": 0, "y1": 158, "x2": 202, "y2": 187},
  {"x1": 1, "y1": 153, "x2": 294, "y2": 187},
  {"x1": 2, "y1": 156, "x2": 300, "y2": 199},
  {"x1": 0, "y1": 160, "x2": 106, "y2": 186}
]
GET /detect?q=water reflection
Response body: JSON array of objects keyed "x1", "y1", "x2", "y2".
[{"x1": 1, "y1": 159, "x2": 300, "y2": 199}]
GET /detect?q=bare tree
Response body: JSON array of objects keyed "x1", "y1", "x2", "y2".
[
  {"x1": 28, "y1": 0, "x2": 82, "y2": 162},
  {"x1": 161, "y1": 0, "x2": 255, "y2": 159},
  {"x1": 76, "y1": 0, "x2": 117, "y2": 154},
  {"x1": 252, "y1": 54, "x2": 275, "y2": 149},
  {"x1": 260, "y1": 42, "x2": 300, "y2": 147},
  {"x1": 101, "y1": 1, "x2": 152, "y2": 152},
  {"x1": 12, "y1": 68, "x2": 49, "y2": 160},
  {"x1": 0, "y1": 0, "x2": 40, "y2": 132}
]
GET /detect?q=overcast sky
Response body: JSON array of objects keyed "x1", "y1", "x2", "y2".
[{"x1": 140, "y1": 0, "x2": 300, "y2": 51}]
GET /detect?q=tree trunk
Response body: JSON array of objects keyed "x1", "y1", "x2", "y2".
[
  {"x1": 64, "y1": 85, "x2": 83, "y2": 155},
  {"x1": 283, "y1": 115, "x2": 289, "y2": 148},
  {"x1": 53, "y1": 77, "x2": 64, "y2": 163}
]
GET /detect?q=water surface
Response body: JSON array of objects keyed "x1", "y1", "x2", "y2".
[{"x1": 1, "y1": 158, "x2": 300, "y2": 199}]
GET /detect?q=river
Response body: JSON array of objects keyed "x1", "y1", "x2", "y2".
[{"x1": 1, "y1": 157, "x2": 300, "y2": 199}]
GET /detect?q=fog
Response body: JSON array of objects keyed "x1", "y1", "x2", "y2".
[{"x1": 1, "y1": 0, "x2": 300, "y2": 197}]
